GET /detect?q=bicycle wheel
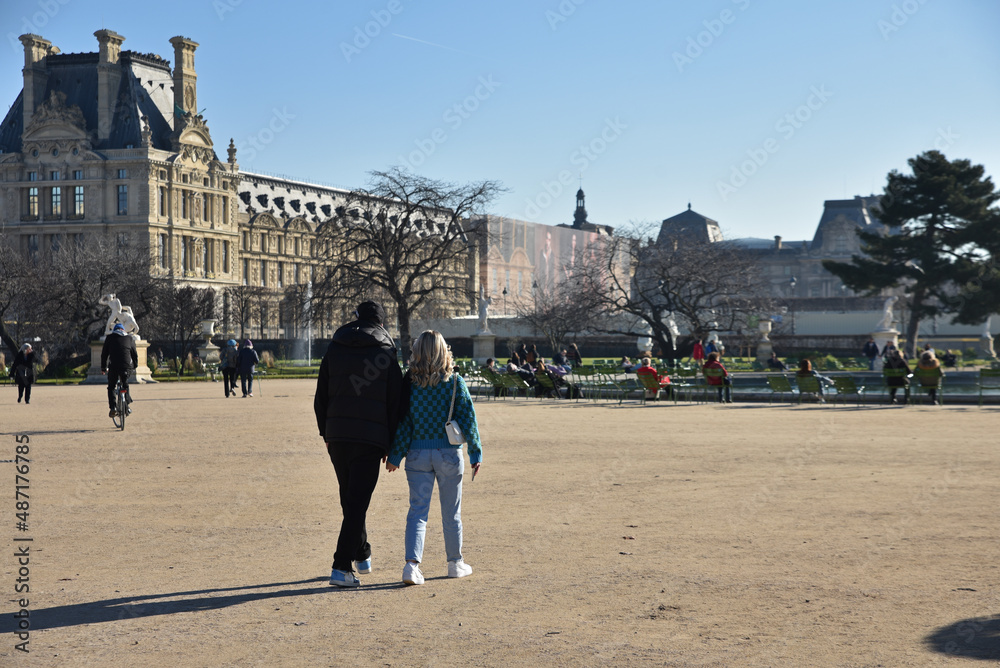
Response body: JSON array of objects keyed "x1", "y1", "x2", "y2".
[{"x1": 112, "y1": 382, "x2": 125, "y2": 430}]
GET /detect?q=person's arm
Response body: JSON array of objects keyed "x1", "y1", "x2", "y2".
[
  {"x1": 100, "y1": 339, "x2": 110, "y2": 372},
  {"x1": 313, "y1": 356, "x2": 329, "y2": 439},
  {"x1": 386, "y1": 405, "x2": 413, "y2": 471},
  {"x1": 454, "y1": 376, "x2": 482, "y2": 468},
  {"x1": 130, "y1": 341, "x2": 138, "y2": 370}
]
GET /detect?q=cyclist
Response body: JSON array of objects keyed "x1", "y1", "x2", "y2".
[{"x1": 101, "y1": 323, "x2": 138, "y2": 418}]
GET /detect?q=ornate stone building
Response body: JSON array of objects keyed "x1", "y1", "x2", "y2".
[
  {"x1": 0, "y1": 30, "x2": 473, "y2": 341},
  {"x1": 0, "y1": 31, "x2": 242, "y2": 292}
]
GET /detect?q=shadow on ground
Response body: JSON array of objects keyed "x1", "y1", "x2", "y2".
[
  {"x1": 0, "y1": 577, "x2": 406, "y2": 632},
  {"x1": 925, "y1": 615, "x2": 1000, "y2": 660}
]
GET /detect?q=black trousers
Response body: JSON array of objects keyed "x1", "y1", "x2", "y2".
[
  {"x1": 328, "y1": 441, "x2": 383, "y2": 572},
  {"x1": 222, "y1": 368, "x2": 238, "y2": 396},
  {"x1": 106, "y1": 369, "x2": 132, "y2": 410},
  {"x1": 16, "y1": 380, "x2": 31, "y2": 403}
]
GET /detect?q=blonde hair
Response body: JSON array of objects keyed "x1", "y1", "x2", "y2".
[{"x1": 409, "y1": 330, "x2": 454, "y2": 388}]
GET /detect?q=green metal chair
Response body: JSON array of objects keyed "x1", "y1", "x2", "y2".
[
  {"x1": 978, "y1": 368, "x2": 1000, "y2": 407},
  {"x1": 500, "y1": 372, "x2": 533, "y2": 399},
  {"x1": 881, "y1": 368, "x2": 911, "y2": 404},
  {"x1": 702, "y1": 368, "x2": 730, "y2": 403},
  {"x1": 766, "y1": 375, "x2": 795, "y2": 403},
  {"x1": 831, "y1": 376, "x2": 867, "y2": 406},
  {"x1": 672, "y1": 367, "x2": 700, "y2": 402},
  {"x1": 913, "y1": 367, "x2": 944, "y2": 405},
  {"x1": 533, "y1": 370, "x2": 560, "y2": 399},
  {"x1": 794, "y1": 374, "x2": 826, "y2": 404}
]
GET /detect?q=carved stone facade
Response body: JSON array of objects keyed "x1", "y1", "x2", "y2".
[{"x1": 0, "y1": 30, "x2": 478, "y2": 341}]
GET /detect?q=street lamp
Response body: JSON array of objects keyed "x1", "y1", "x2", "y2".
[
  {"x1": 502, "y1": 286, "x2": 508, "y2": 315},
  {"x1": 788, "y1": 276, "x2": 797, "y2": 335}
]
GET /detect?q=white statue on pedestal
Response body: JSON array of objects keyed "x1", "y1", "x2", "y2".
[
  {"x1": 99, "y1": 293, "x2": 140, "y2": 337},
  {"x1": 477, "y1": 286, "x2": 493, "y2": 334},
  {"x1": 875, "y1": 296, "x2": 898, "y2": 331}
]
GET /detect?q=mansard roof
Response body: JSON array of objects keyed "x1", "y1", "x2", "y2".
[
  {"x1": 657, "y1": 204, "x2": 723, "y2": 246},
  {"x1": 0, "y1": 49, "x2": 177, "y2": 153},
  {"x1": 809, "y1": 196, "x2": 884, "y2": 250}
]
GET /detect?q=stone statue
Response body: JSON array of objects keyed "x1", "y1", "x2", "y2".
[
  {"x1": 875, "y1": 296, "x2": 898, "y2": 331},
  {"x1": 477, "y1": 286, "x2": 493, "y2": 333},
  {"x1": 99, "y1": 293, "x2": 140, "y2": 337},
  {"x1": 983, "y1": 316, "x2": 993, "y2": 338}
]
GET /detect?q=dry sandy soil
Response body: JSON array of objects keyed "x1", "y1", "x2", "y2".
[{"x1": 1, "y1": 379, "x2": 998, "y2": 667}]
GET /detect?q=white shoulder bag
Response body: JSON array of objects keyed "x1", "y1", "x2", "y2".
[{"x1": 444, "y1": 374, "x2": 467, "y2": 446}]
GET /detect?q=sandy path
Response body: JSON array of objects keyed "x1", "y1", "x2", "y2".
[{"x1": 1, "y1": 380, "x2": 997, "y2": 666}]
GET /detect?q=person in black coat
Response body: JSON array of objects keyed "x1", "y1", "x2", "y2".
[
  {"x1": 10, "y1": 343, "x2": 36, "y2": 404},
  {"x1": 101, "y1": 324, "x2": 138, "y2": 417},
  {"x1": 237, "y1": 340, "x2": 260, "y2": 397},
  {"x1": 314, "y1": 301, "x2": 404, "y2": 587}
]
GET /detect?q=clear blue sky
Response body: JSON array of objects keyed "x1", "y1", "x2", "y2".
[{"x1": 3, "y1": 0, "x2": 998, "y2": 241}]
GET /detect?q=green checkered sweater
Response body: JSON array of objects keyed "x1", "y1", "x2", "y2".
[{"x1": 388, "y1": 373, "x2": 482, "y2": 467}]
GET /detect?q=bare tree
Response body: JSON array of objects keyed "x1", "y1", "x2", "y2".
[
  {"x1": 577, "y1": 223, "x2": 773, "y2": 360},
  {"x1": 20, "y1": 234, "x2": 157, "y2": 371},
  {"x1": 0, "y1": 238, "x2": 33, "y2": 356},
  {"x1": 314, "y1": 167, "x2": 503, "y2": 357},
  {"x1": 512, "y1": 278, "x2": 593, "y2": 357},
  {"x1": 224, "y1": 284, "x2": 270, "y2": 340},
  {"x1": 147, "y1": 280, "x2": 216, "y2": 371}
]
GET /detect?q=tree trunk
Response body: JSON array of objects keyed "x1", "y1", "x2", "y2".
[
  {"x1": 904, "y1": 309, "x2": 921, "y2": 359},
  {"x1": 0, "y1": 320, "x2": 17, "y2": 362},
  {"x1": 396, "y1": 302, "x2": 412, "y2": 363}
]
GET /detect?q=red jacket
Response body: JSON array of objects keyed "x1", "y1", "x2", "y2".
[
  {"x1": 702, "y1": 359, "x2": 728, "y2": 385},
  {"x1": 692, "y1": 342, "x2": 705, "y2": 361},
  {"x1": 636, "y1": 365, "x2": 670, "y2": 387}
]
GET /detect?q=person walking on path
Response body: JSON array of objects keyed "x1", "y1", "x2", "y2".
[
  {"x1": 220, "y1": 339, "x2": 239, "y2": 398},
  {"x1": 386, "y1": 330, "x2": 482, "y2": 586},
  {"x1": 101, "y1": 324, "x2": 138, "y2": 417},
  {"x1": 692, "y1": 339, "x2": 705, "y2": 364},
  {"x1": 237, "y1": 340, "x2": 260, "y2": 398},
  {"x1": 10, "y1": 343, "x2": 36, "y2": 405},
  {"x1": 862, "y1": 338, "x2": 880, "y2": 370},
  {"x1": 315, "y1": 301, "x2": 404, "y2": 588}
]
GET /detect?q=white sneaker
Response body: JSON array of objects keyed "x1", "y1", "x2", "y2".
[
  {"x1": 447, "y1": 559, "x2": 473, "y2": 578},
  {"x1": 402, "y1": 561, "x2": 424, "y2": 586}
]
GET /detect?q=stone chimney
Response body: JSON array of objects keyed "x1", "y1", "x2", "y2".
[
  {"x1": 774, "y1": 235, "x2": 783, "y2": 250},
  {"x1": 94, "y1": 29, "x2": 125, "y2": 142},
  {"x1": 169, "y1": 36, "x2": 199, "y2": 128},
  {"x1": 19, "y1": 34, "x2": 55, "y2": 132}
]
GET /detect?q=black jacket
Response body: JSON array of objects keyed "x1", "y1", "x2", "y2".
[
  {"x1": 314, "y1": 318, "x2": 403, "y2": 452},
  {"x1": 11, "y1": 350, "x2": 36, "y2": 384},
  {"x1": 101, "y1": 332, "x2": 139, "y2": 372}
]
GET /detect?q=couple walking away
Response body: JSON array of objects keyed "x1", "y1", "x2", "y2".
[{"x1": 314, "y1": 301, "x2": 483, "y2": 588}]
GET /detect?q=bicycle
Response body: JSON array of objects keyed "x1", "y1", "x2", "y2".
[{"x1": 111, "y1": 377, "x2": 129, "y2": 431}]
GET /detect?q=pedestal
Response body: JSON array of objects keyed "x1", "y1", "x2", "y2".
[
  {"x1": 756, "y1": 340, "x2": 773, "y2": 365},
  {"x1": 871, "y1": 329, "x2": 899, "y2": 372},
  {"x1": 198, "y1": 342, "x2": 221, "y2": 365},
  {"x1": 471, "y1": 333, "x2": 496, "y2": 364},
  {"x1": 83, "y1": 337, "x2": 157, "y2": 384},
  {"x1": 981, "y1": 335, "x2": 996, "y2": 360}
]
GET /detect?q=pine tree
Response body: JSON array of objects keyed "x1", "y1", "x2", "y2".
[{"x1": 824, "y1": 151, "x2": 999, "y2": 357}]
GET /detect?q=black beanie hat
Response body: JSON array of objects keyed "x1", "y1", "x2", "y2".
[{"x1": 356, "y1": 301, "x2": 386, "y2": 325}]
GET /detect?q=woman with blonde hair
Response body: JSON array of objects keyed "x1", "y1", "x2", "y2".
[{"x1": 386, "y1": 331, "x2": 482, "y2": 586}]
